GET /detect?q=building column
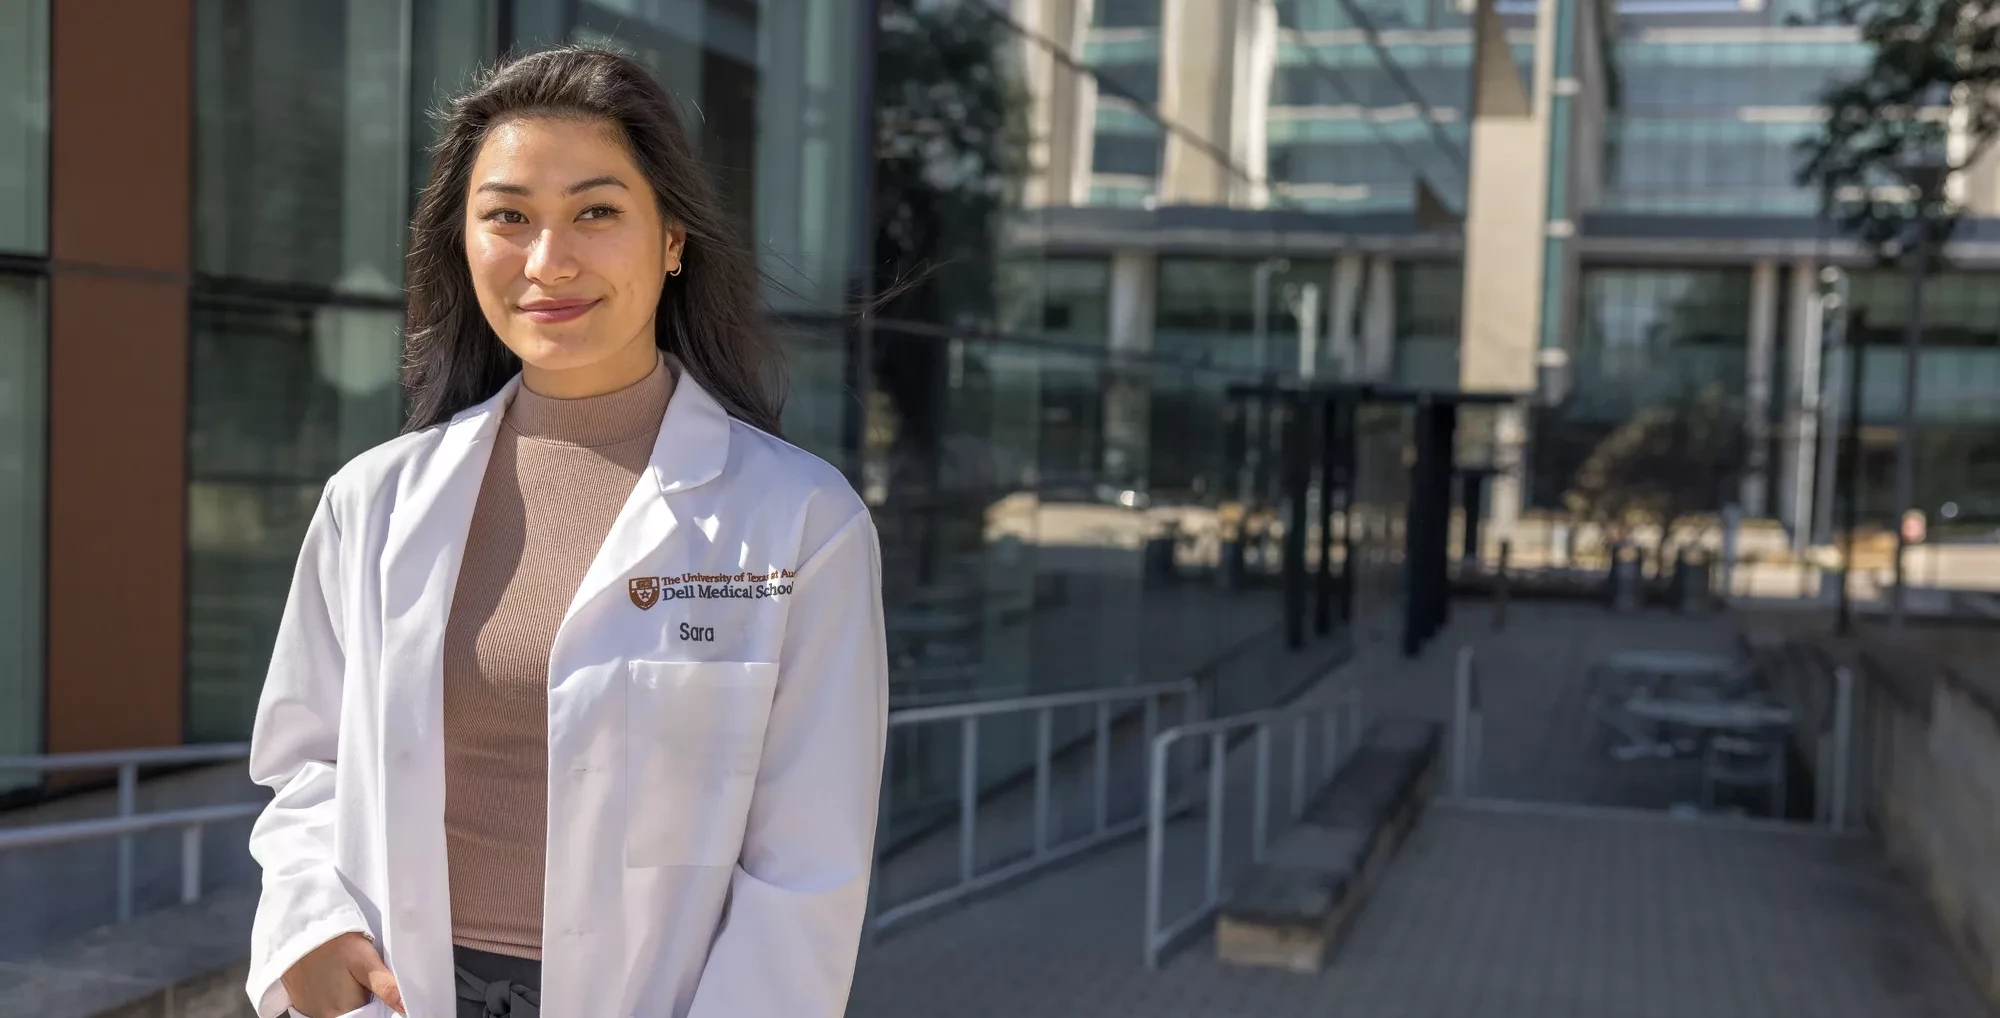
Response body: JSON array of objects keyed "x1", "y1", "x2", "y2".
[
  {"x1": 1328, "y1": 253, "x2": 1365, "y2": 378},
  {"x1": 1741, "y1": 260, "x2": 1778, "y2": 516},
  {"x1": 47, "y1": 0, "x2": 193, "y2": 753},
  {"x1": 1776, "y1": 260, "x2": 1823, "y2": 548},
  {"x1": 1103, "y1": 250, "x2": 1156, "y2": 487},
  {"x1": 1361, "y1": 255, "x2": 1395, "y2": 380}
]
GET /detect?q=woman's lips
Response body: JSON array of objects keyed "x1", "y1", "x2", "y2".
[{"x1": 519, "y1": 299, "x2": 599, "y2": 323}]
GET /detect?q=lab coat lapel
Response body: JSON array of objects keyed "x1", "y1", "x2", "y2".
[
  {"x1": 540, "y1": 367, "x2": 732, "y2": 1017},
  {"x1": 377, "y1": 377, "x2": 516, "y2": 1018},
  {"x1": 558, "y1": 367, "x2": 733, "y2": 635}
]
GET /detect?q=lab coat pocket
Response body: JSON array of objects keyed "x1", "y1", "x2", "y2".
[{"x1": 625, "y1": 660, "x2": 779, "y2": 868}]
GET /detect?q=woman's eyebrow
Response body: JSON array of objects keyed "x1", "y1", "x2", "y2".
[
  {"x1": 473, "y1": 175, "x2": 628, "y2": 197},
  {"x1": 564, "y1": 174, "x2": 627, "y2": 195}
]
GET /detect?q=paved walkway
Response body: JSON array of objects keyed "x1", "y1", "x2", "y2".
[
  {"x1": 850, "y1": 802, "x2": 1989, "y2": 1018},
  {"x1": 1363, "y1": 601, "x2": 1744, "y2": 810},
  {"x1": 848, "y1": 602, "x2": 1995, "y2": 1017}
]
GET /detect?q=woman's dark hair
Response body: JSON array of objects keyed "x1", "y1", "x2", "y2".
[{"x1": 402, "y1": 45, "x2": 784, "y2": 434}]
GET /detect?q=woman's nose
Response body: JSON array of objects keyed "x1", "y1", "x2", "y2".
[{"x1": 523, "y1": 228, "x2": 580, "y2": 285}]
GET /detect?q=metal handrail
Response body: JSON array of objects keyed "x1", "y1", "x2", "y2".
[
  {"x1": 1450, "y1": 645, "x2": 1483, "y2": 799},
  {"x1": 1142, "y1": 689, "x2": 1365, "y2": 968},
  {"x1": 0, "y1": 743, "x2": 251, "y2": 772},
  {"x1": 1, "y1": 743, "x2": 255, "y2": 922},
  {"x1": 870, "y1": 677, "x2": 1204, "y2": 937},
  {"x1": 0, "y1": 801, "x2": 264, "y2": 910}
]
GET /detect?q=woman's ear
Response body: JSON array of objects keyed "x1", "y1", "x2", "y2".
[{"x1": 664, "y1": 223, "x2": 687, "y2": 277}]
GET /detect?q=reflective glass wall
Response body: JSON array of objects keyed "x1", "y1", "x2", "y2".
[
  {"x1": 0, "y1": 0, "x2": 48, "y2": 788},
  {"x1": 1271, "y1": 0, "x2": 1524, "y2": 215},
  {"x1": 1530, "y1": 267, "x2": 1752, "y2": 510},
  {"x1": 188, "y1": 0, "x2": 493, "y2": 741},
  {"x1": 1601, "y1": 30, "x2": 1870, "y2": 214},
  {"x1": 185, "y1": 0, "x2": 868, "y2": 739},
  {"x1": 869, "y1": 0, "x2": 1379, "y2": 852},
  {"x1": 1839, "y1": 271, "x2": 2000, "y2": 522}
]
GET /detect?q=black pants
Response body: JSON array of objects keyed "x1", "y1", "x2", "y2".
[{"x1": 454, "y1": 945, "x2": 542, "y2": 1018}]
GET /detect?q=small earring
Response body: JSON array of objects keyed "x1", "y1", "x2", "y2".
[{"x1": 668, "y1": 264, "x2": 682, "y2": 278}]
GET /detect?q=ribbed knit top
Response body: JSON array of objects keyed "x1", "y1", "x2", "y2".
[{"x1": 441, "y1": 355, "x2": 673, "y2": 958}]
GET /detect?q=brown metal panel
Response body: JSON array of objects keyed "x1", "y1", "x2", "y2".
[{"x1": 45, "y1": 0, "x2": 194, "y2": 755}]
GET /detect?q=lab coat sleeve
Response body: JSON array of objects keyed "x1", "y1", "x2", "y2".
[
  {"x1": 243, "y1": 490, "x2": 373, "y2": 1018},
  {"x1": 683, "y1": 508, "x2": 889, "y2": 1018}
]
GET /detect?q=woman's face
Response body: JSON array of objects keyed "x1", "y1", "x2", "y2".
[{"x1": 463, "y1": 115, "x2": 684, "y2": 396}]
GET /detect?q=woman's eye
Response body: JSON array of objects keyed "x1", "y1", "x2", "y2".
[
  {"x1": 578, "y1": 205, "x2": 621, "y2": 221},
  {"x1": 481, "y1": 208, "x2": 527, "y2": 225}
]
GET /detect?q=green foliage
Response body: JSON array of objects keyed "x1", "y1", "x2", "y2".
[{"x1": 1794, "y1": 0, "x2": 2000, "y2": 265}]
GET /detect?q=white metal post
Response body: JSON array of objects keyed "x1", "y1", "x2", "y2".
[
  {"x1": 1290, "y1": 716, "x2": 1309, "y2": 819},
  {"x1": 1034, "y1": 707, "x2": 1053, "y2": 855},
  {"x1": 1205, "y1": 731, "x2": 1226, "y2": 906},
  {"x1": 959, "y1": 716, "x2": 979, "y2": 885},
  {"x1": 1144, "y1": 734, "x2": 1172, "y2": 968},
  {"x1": 1094, "y1": 701, "x2": 1111, "y2": 833},
  {"x1": 117, "y1": 762, "x2": 136, "y2": 922},
  {"x1": 180, "y1": 825, "x2": 202, "y2": 904},
  {"x1": 1320, "y1": 709, "x2": 1337, "y2": 777},
  {"x1": 1452, "y1": 647, "x2": 1474, "y2": 797},
  {"x1": 1252, "y1": 725, "x2": 1272, "y2": 863}
]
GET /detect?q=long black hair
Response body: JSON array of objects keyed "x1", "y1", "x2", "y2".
[{"x1": 401, "y1": 45, "x2": 784, "y2": 434}]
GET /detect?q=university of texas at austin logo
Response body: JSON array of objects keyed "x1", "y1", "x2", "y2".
[{"x1": 629, "y1": 576, "x2": 661, "y2": 609}]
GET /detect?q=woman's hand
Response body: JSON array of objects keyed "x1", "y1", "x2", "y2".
[{"x1": 280, "y1": 932, "x2": 405, "y2": 1016}]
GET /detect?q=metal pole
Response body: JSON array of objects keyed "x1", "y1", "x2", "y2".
[
  {"x1": 959, "y1": 716, "x2": 979, "y2": 885},
  {"x1": 1831, "y1": 665, "x2": 1856, "y2": 832},
  {"x1": 1205, "y1": 731, "x2": 1226, "y2": 906},
  {"x1": 1144, "y1": 736, "x2": 1170, "y2": 968},
  {"x1": 1814, "y1": 269, "x2": 1851, "y2": 545},
  {"x1": 1290, "y1": 716, "x2": 1309, "y2": 819},
  {"x1": 117, "y1": 762, "x2": 136, "y2": 922},
  {"x1": 1094, "y1": 701, "x2": 1111, "y2": 834},
  {"x1": 1892, "y1": 236, "x2": 1926, "y2": 628},
  {"x1": 1143, "y1": 696, "x2": 1160, "y2": 787},
  {"x1": 1320, "y1": 708, "x2": 1337, "y2": 777},
  {"x1": 1495, "y1": 539, "x2": 1511, "y2": 631},
  {"x1": 1034, "y1": 708, "x2": 1053, "y2": 856},
  {"x1": 1252, "y1": 725, "x2": 1272, "y2": 863},
  {"x1": 1837, "y1": 310, "x2": 1867, "y2": 636},
  {"x1": 180, "y1": 825, "x2": 202, "y2": 905},
  {"x1": 866, "y1": 730, "x2": 892, "y2": 940},
  {"x1": 1452, "y1": 647, "x2": 1473, "y2": 797}
]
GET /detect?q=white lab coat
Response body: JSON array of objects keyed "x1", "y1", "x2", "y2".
[{"x1": 244, "y1": 369, "x2": 888, "y2": 1018}]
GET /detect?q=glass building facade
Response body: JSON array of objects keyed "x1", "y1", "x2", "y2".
[
  {"x1": 78, "y1": 0, "x2": 1419, "y2": 848},
  {"x1": 0, "y1": 0, "x2": 1459, "y2": 825},
  {"x1": 1601, "y1": 30, "x2": 1870, "y2": 215},
  {"x1": 1838, "y1": 272, "x2": 2000, "y2": 523},
  {"x1": 1531, "y1": 267, "x2": 1753, "y2": 510},
  {"x1": 0, "y1": 0, "x2": 48, "y2": 790}
]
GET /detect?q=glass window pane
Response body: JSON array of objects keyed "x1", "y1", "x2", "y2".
[
  {"x1": 195, "y1": 0, "x2": 415, "y2": 297},
  {"x1": 0, "y1": 275, "x2": 45, "y2": 789},
  {"x1": 0, "y1": 0, "x2": 48, "y2": 254},
  {"x1": 187, "y1": 301, "x2": 404, "y2": 742},
  {"x1": 573, "y1": 0, "x2": 864, "y2": 312}
]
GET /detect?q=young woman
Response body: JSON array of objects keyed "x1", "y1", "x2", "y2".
[{"x1": 244, "y1": 46, "x2": 888, "y2": 1018}]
